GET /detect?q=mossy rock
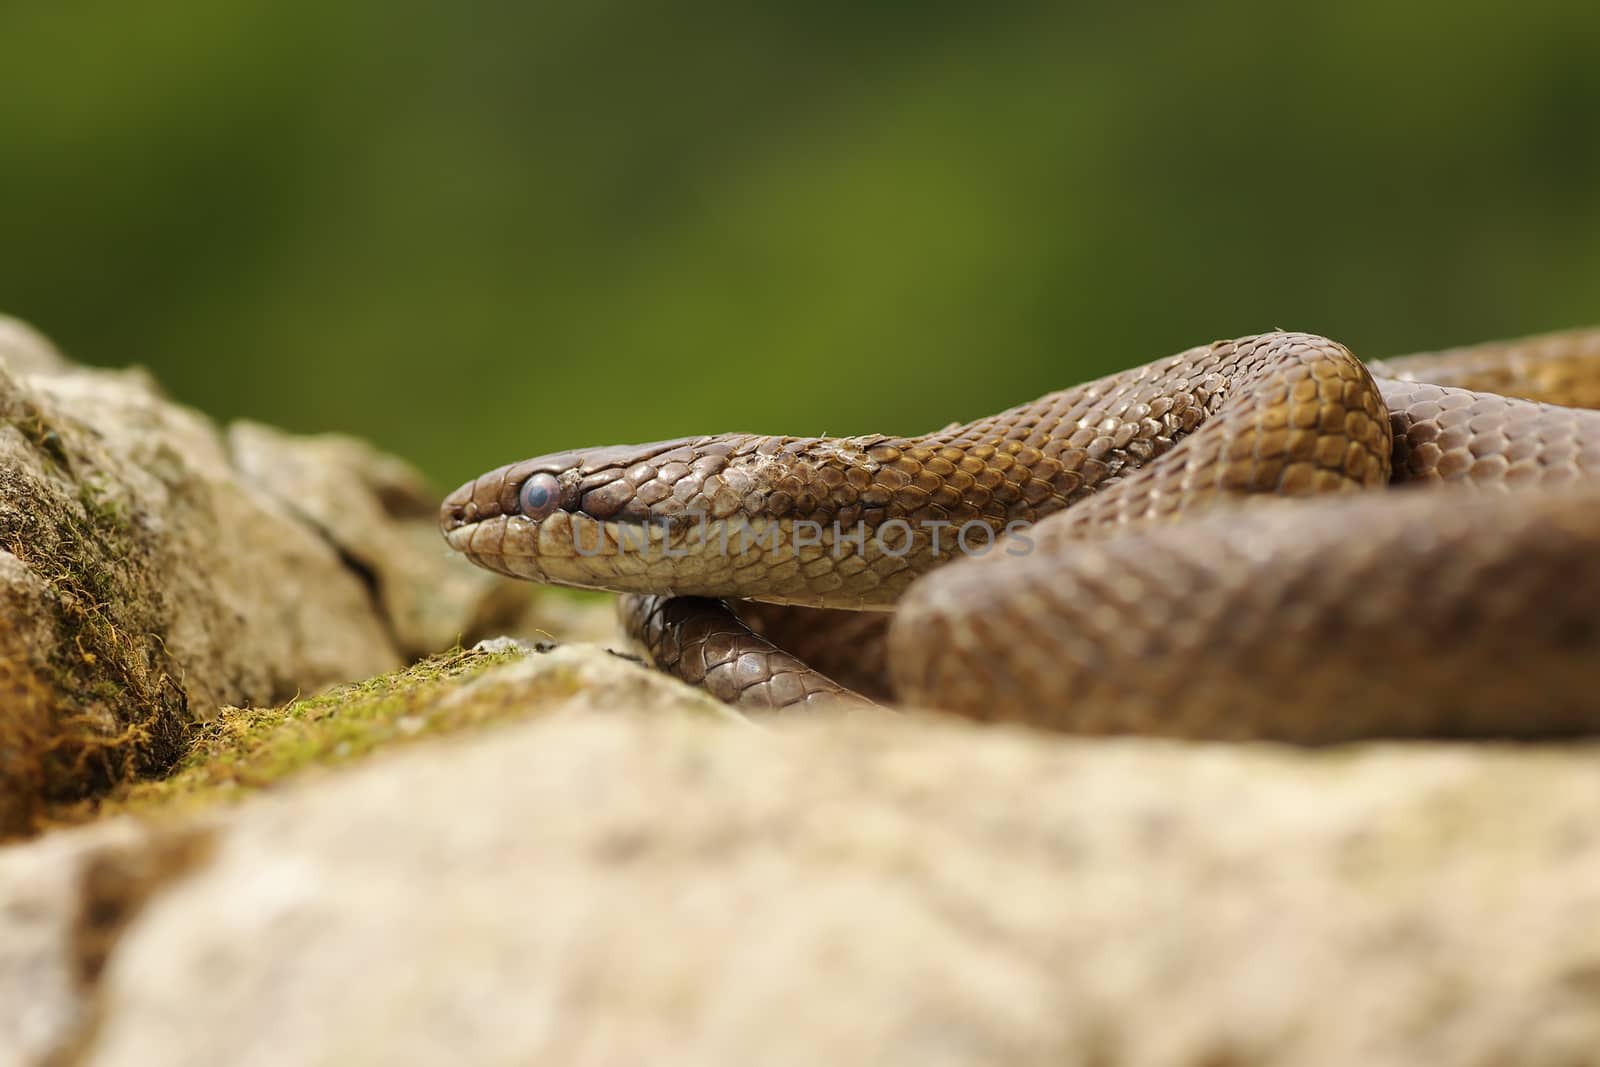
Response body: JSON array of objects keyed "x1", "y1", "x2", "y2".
[{"x1": 0, "y1": 316, "x2": 553, "y2": 838}]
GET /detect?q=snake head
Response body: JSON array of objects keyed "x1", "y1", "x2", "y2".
[
  {"x1": 441, "y1": 431, "x2": 908, "y2": 603},
  {"x1": 440, "y1": 436, "x2": 721, "y2": 586}
]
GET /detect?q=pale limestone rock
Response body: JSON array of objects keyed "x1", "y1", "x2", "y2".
[
  {"x1": 0, "y1": 819, "x2": 153, "y2": 1067},
  {"x1": 439, "y1": 640, "x2": 746, "y2": 721},
  {"x1": 227, "y1": 421, "x2": 538, "y2": 657},
  {"x1": 0, "y1": 319, "x2": 417, "y2": 833},
  {"x1": 1, "y1": 687, "x2": 1591, "y2": 1067},
  {"x1": 0, "y1": 342, "x2": 398, "y2": 827},
  {"x1": 0, "y1": 315, "x2": 614, "y2": 834},
  {"x1": 32, "y1": 366, "x2": 402, "y2": 708},
  {"x1": 0, "y1": 317, "x2": 66, "y2": 376}
]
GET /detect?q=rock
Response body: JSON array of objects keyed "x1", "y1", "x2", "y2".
[
  {"x1": 434, "y1": 640, "x2": 745, "y2": 722},
  {"x1": 0, "y1": 334, "x2": 397, "y2": 834},
  {"x1": 0, "y1": 818, "x2": 208, "y2": 1067},
  {"x1": 0, "y1": 317, "x2": 548, "y2": 836},
  {"x1": 0, "y1": 317, "x2": 66, "y2": 376},
  {"x1": 3, "y1": 698, "x2": 1597, "y2": 1067},
  {"x1": 227, "y1": 421, "x2": 539, "y2": 657},
  {"x1": 98, "y1": 643, "x2": 733, "y2": 818}
]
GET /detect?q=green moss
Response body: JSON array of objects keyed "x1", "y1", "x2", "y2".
[
  {"x1": 98, "y1": 645, "x2": 531, "y2": 819},
  {"x1": 18, "y1": 484, "x2": 184, "y2": 773},
  {"x1": 0, "y1": 415, "x2": 193, "y2": 837},
  {"x1": 16, "y1": 400, "x2": 69, "y2": 468}
]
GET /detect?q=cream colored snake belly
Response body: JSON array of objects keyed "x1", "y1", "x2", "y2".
[{"x1": 440, "y1": 329, "x2": 1600, "y2": 742}]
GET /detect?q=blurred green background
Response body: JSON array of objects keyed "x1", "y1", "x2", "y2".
[{"x1": 2, "y1": 1, "x2": 1596, "y2": 488}]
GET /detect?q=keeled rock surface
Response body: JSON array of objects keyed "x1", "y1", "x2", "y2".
[{"x1": 0, "y1": 648, "x2": 1596, "y2": 1067}]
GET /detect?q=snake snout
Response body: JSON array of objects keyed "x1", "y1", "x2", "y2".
[
  {"x1": 439, "y1": 474, "x2": 494, "y2": 536},
  {"x1": 439, "y1": 480, "x2": 474, "y2": 534},
  {"x1": 440, "y1": 461, "x2": 529, "y2": 542}
]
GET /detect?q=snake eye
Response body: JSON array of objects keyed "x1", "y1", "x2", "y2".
[{"x1": 518, "y1": 472, "x2": 563, "y2": 520}]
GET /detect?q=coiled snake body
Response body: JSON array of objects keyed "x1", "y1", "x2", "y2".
[{"x1": 441, "y1": 329, "x2": 1600, "y2": 742}]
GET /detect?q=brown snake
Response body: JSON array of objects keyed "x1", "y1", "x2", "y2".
[{"x1": 440, "y1": 329, "x2": 1600, "y2": 742}]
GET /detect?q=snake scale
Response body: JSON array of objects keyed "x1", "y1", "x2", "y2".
[{"x1": 441, "y1": 329, "x2": 1600, "y2": 742}]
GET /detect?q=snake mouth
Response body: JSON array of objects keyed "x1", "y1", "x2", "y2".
[
  {"x1": 442, "y1": 513, "x2": 541, "y2": 581},
  {"x1": 442, "y1": 504, "x2": 612, "y2": 586},
  {"x1": 439, "y1": 471, "x2": 504, "y2": 537},
  {"x1": 443, "y1": 506, "x2": 742, "y2": 594}
]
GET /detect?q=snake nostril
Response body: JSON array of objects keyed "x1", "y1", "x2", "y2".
[
  {"x1": 439, "y1": 489, "x2": 478, "y2": 533},
  {"x1": 440, "y1": 470, "x2": 500, "y2": 532}
]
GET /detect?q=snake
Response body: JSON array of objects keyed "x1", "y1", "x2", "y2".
[{"x1": 440, "y1": 329, "x2": 1600, "y2": 742}]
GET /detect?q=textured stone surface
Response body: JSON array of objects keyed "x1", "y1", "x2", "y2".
[
  {"x1": 228, "y1": 421, "x2": 540, "y2": 657},
  {"x1": 433, "y1": 640, "x2": 744, "y2": 722},
  {"x1": 0, "y1": 317, "x2": 555, "y2": 835},
  {"x1": 0, "y1": 328, "x2": 398, "y2": 833},
  {"x1": 0, "y1": 823, "x2": 110, "y2": 1067},
  {"x1": 0, "y1": 318, "x2": 66, "y2": 377},
  {"x1": 3, "y1": 673, "x2": 1597, "y2": 1067}
]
